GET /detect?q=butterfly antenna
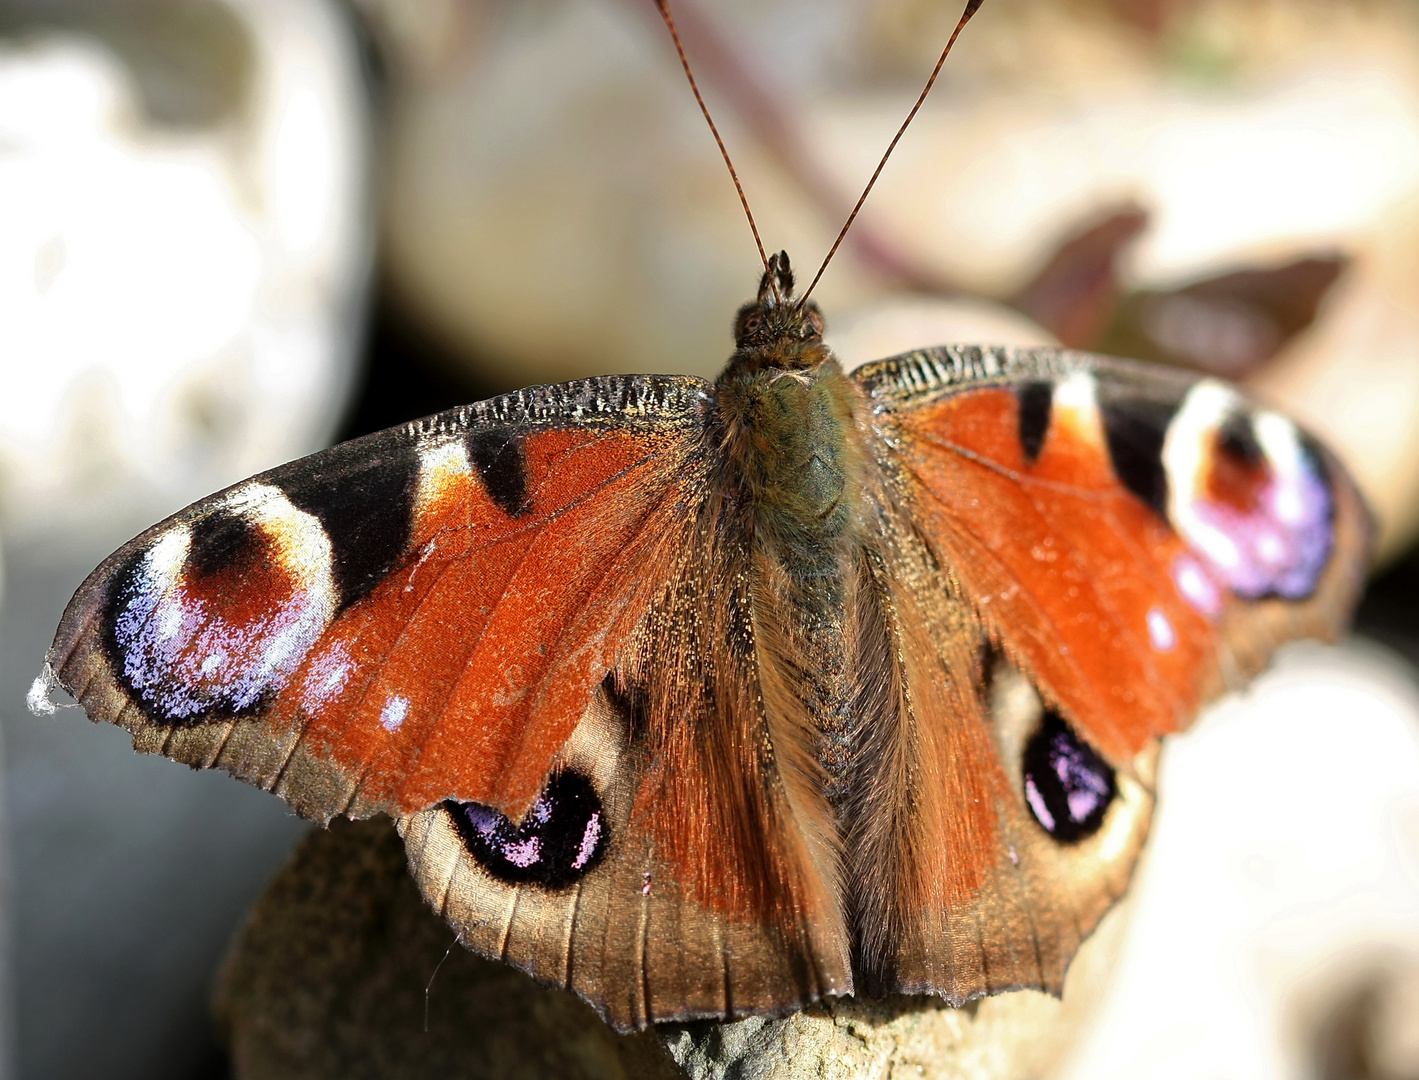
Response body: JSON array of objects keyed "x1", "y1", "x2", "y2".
[
  {"x1": 423, "y1": 945, "x2": 453, "y2": 1033},
  {"x1": 801, "y1": 0, "x2": 984, "y2": 303},
  {"x1": 655, "y1": 0, "x2": 778, "y2": 300}
]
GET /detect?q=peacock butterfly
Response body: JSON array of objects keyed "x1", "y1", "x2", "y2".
[{"x1": 29, "y1": 0, "x2": 1369, "y2": 1033}]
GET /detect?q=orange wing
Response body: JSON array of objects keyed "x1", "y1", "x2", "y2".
[
  {"x1": 848, "y1": 346, "x2": 1369, "y2": 1002},
  {"x1": 44, "y1": 373, "x2": 851, "y2": 1030},
  {"x1": 47, "y1": 376, "x2": 710, "y2": 823},
  {"x1": 857, "y1": 347, "x2": 1369, "y2": 765}
]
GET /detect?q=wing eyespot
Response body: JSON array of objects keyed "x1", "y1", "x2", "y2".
[
  {"x1": 445, "y1": 769, "x2": 610, "y2": 889},
  {"x1": 100, "y1": 488, "x2": 339, "y2": 727},
  {"x1": 1021, "y1": 710, "x2": 1116, "y2": 843},
  {"x1": 1162, "y1": 381, "x2": 1336, "y2": 601},
  {"x1": 1100, "y1": 392, "x2": 1177, "y2": 517}
]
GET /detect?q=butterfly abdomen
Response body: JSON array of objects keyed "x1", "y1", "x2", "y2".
[{"x1": 712, "y1": 351, "x2": 877, "y2": 815}]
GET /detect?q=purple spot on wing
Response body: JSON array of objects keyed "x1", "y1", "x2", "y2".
[
  {"x1": 1185, "y1": 461, "x2": 1331, "y2": 598},
  {"x1": 460, "y1": 802, "x2": 505, "y2": 838},
  {"x1": 1067, "y1": 785, "x2": 1107, "y2": 823},
  {"x1": 1023, "y1": 711, "x2": 1115, "y2": 842},
  {"x1": 1025, "y1": 776, "x2": 1055, "y2": 833},
  {"x1": 501, "y1": 837, "x2": 543, "y2": 868},
  {"x1": 573, "y1": 812, "x2": 603, "y2": 870},
  {"x1": 446, "y1": 770, "x2": 608, "y2": 888},
  {"x1": 1051, "y1": 734, "x2": 1111, "y2": 803}
]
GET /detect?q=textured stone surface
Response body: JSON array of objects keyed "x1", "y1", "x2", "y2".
[
  {"x1": 218, "y1": 818, "x2": 1126, "y2": 1080},
  {"x1": 663, "y1": 990, "x2": 1095, "y2": 1080},
  {"x1": 217, "y1": 818, "x2": 681, "y2": 1080}
]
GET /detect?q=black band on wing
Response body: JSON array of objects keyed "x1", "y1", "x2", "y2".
[
  {"x1": 281, "y1": 446, "x2": 419, "y2": 609},
  {"x1": 186, "y1": 513, "x2": 263, "y2": 579},
  {"x1": 1016, "y1": 382, "x2": 1052, "y2": 464},
  {"x1": 1216, "y1": 409, "x2": 1265, "y2": 470},
  {"x1": 468, "y1": 431, "x2": 530, "y2": 518},
  {"x1": 1099, "y1": 395, "x2": 1179, "y2": 517}
]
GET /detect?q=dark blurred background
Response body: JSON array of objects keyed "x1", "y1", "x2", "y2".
[{"x1": 1, "y1": 1, "x2": 1418, "y2": 1077}]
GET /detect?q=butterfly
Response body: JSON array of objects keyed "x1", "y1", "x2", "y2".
[{"x1": 34, "y1": 0, "x2": 1368, "y2": 1037}]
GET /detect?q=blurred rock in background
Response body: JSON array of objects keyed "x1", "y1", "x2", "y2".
[
  {"x1": 0, "y1": 1, "x2": 371, "y2": 1077},
  {"x1": 366, "y1": 0, "x2": 1419, "y2": 560},
  {"x1": 0, "y1": 0, "x2": 369, "y2": 542},
  {"x1": 1055, "y1": 642, "x2": 1419, "y2": 1080}
]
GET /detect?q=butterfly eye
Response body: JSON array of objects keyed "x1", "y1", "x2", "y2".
[
  {"x1": 734, "y1": 306, "x2": 768, "y2": 347},
  {"x1": 1021, "y1": 711, "x2": 1116, "y2": 843},
  {"x1": 446, "y1": 770, "x2": 609, "y2": 888}
]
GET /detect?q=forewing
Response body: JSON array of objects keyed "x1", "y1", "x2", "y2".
[
  {"x1": 850, "y1": 345, "x2": 1368, "y2": 1000},
  {"x1": 856, "y1": 346, "x2": 1368, "y2": 762},
  {"x1": 47, "y1": 375, "x2": 710, "y2": 822}
]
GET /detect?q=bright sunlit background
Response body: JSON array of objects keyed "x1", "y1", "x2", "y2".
[{"x1": 0, "y1": 1, "x2": 1416, "y2": 1078}]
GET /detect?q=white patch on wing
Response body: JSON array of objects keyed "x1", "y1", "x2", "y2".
[
  {"x1": 1051, "y1": 370, "x2": 1103, "y2": 450},
  {"x1": 300, "y1": 640, "x2": 353, "y2": 711},
  {"x1": 380, "y1": 694, "x2": 409, "y2": 732},
  {"x1": 229, "y1": 483, "x2": 339, "y2": 612},
  {"x1": 146, "y1": 528, "x2": 195, "y2": 594},
  {"x1": 1172, "y1": 552, "x2": 1224, "y2": 619},
  {"x1": 230, "y1": 483, "x2": 339, "y2": 684},
  {"x1": 1147, "y1": 607, "x2": 1177, "y2": 652},
  {"x1": 416, "y1": 437, "x2": 472, "y2": 520},
  {"x1": 1253, "y1": 412, "x2": 1308, "y2": 519},
  {"x1": 1163, "y1": 380, "x2": 1242, "y2": 571}
]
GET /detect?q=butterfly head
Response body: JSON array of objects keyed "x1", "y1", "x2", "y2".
[{"x1": 731, "y1": 251, "x2": 826, "y2": 368}]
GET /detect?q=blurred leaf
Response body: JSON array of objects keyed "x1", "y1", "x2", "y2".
[
  {"x1": 1100, "y1": 254, "x2": 1347, "y2": 378},
  {"x1": 1013, "y1": 206, "x2": 1149, "y2": 348}
]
